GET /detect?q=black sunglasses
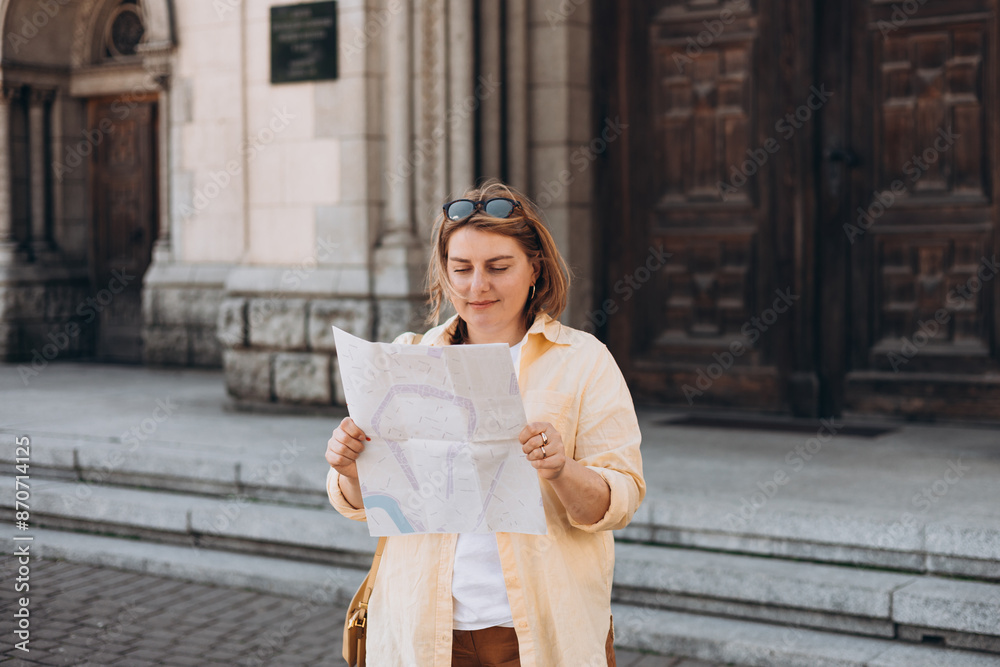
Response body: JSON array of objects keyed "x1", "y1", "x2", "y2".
[{"x1": 443, "y1": 198, "x2": 523, "y2": 222}]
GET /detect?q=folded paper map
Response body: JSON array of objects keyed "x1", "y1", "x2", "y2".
[{"x1": 332, "y1": 327, "x2": 547, "y2": 536}]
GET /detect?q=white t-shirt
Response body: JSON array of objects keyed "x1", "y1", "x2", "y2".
[{"x1": 451, "y1": 339, "x2": 524, "y2": 630}]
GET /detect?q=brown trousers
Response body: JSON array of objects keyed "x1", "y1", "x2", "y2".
[{"x1": 451, "y1": 619, "x2": 616, "y2": 667}]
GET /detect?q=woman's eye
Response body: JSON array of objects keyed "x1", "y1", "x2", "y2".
[
  {"x1": 490, "y1": 267, "x2": 509, "y2": 272},
  {"x1": 451, "y1": 268, "x2": 470, "y2": 273}
]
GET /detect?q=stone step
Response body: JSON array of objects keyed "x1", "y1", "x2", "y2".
[
  {"x1": 611, "y1": 604, "x2": 1000, "y2": 667},
  {"x1": 6, "y1": 431, "x2": 999, "y2": 585},
  {"x1": 6, "y1": 478, "x2": 1000, "y2": 653},
  {"x1": 618, "y1": 493, "x2": 1000, "y2": 582},
  {"x1": 614, "y1": 543, "x2": 1000, "y2": 654},
  {"x1": 6, "y1": 528, "x2": 999, "y2": 667},
  {"x1": 8, "y1": 477, "x2": 377, "y2": 569}
]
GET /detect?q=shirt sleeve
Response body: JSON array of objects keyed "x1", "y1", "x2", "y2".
[
  {"x1": 326, "y1": 467, "x2": 367, "y2": 521},
  {"x1": 567, "y1": 344, "x2": 646, "y2": 533},
  {"x1": 325, "y1": 330, "x2": 424, "y2": 521}
]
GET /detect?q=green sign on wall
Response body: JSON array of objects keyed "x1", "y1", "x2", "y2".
[{"x1": 270, "y1": 1, "x2": 337, "y2": 84}]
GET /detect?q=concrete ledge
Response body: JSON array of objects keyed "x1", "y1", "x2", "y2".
[
  {"x1": 893, "y1": 578, "x2": 1000, "y2": 637},
  {"x1": 3, "y1": 478, "x2": 374, "y2": 559},
  {"x1": 610, "y1": 603, "x2": 1000, "y2": 667},
  {"x1": 28, "y1": 479, "x2": 191, "y2": 533},
  {"x1": 925, "y1": 516, "x2": 1000, "y2": 563},
  {"x1": 615, "y1": 542, "x2": 915, "y2": 623},
  {"x1": 76, "y1": 441, "x2": 240, "y2": 490},
  {"x1": 11, "y1": 528, "x2": 366, "y2": 609},
  {"x1": 621, "y1": 495, "x2": 999, "y2": 581}
]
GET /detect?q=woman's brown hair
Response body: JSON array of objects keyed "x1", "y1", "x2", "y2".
[{"x1": 426, "y1": 179, "x2": 571, "y2": 344}]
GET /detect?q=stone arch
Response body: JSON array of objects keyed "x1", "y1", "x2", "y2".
[
  {"x1": 70, "y1": 0, "x2": 176, "y2": 68},
  {"x1": 0, "y1": 0, "x2": 175, "y2": 67}
]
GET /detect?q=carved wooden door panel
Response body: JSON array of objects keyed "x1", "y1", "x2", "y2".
[
  {"x1": 89, "y1": 97, "x2": 158, "y2": 363},
  {"x1": 841, "y1": 0, "x2": 1000, "y2": 418},
  {"x1": 607, "y1": 0, "x2": 794, "y2": 411}
]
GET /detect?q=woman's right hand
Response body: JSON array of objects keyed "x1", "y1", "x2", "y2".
[{"x1": 326, "y1": 417, "x2": 369, "y2": 480}]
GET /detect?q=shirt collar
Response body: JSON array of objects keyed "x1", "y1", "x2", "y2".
[{"x1": 423, "y1": 312, "x2": 573, "y2": 347}]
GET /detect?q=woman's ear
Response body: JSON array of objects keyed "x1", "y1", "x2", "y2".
[{"x1": 531, "y1": 261, "x2": 541, "y2": 284}]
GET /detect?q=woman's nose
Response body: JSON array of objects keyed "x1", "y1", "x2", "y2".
[{"x1": 471, "y1": 268, "x2": 489, "y2": 292}]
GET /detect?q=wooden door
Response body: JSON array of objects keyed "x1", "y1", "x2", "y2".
[
  {"x1": 604, "y1": 0, "x2": 801, "y2": 412},
  {"x1": 605, "y1": 0, "x2": 1000, "y2": 419},
  {"x1": 89, "y1": 97, "x2": 158, "y2": 363},
  {"x1": 830, "y1": 0, "x2": 1000, "y2": 419}
]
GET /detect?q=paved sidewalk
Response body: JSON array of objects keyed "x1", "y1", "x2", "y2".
[{"x1": 0, "y1": 558, "x2": 729, "y2": 667}]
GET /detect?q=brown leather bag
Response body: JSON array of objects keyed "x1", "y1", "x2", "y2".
[{"x1": 343, "y1": 537, "x2": 387, "y2": 667}]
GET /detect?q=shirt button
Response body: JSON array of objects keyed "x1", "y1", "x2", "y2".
[
  {"x1": 518, "y1": 621, "x2": 528, "y2": 629},
  {"x1": 441, "y1": 632, "x2": 449, "y2": 641}
]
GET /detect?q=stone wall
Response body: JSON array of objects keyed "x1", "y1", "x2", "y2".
[
  {"x1": 218, "y1": 292, "x2": 427, "y2": 407},
  {"x1": 0, "y1": 267, "x2": 93, "y2": 365},
  {"x1": 141, "y1": 263, "x2": 229, "y2": 367}
]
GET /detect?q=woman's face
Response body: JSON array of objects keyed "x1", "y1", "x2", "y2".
[{"x1": 446, "y1": 227, "x2": 539, "y2": 345}]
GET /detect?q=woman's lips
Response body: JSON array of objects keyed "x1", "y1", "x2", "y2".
[{"x1": 469, "y1": 300, "x2": 497, "y2": 309}]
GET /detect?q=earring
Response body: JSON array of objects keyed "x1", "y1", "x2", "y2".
[{"x1": 528, "y1": 285, "x2": 536, "y2": 301}]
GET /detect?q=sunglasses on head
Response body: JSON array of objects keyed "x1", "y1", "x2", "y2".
[{"x1": 443, "y1": 198, "x2": 523, "y2": 222}]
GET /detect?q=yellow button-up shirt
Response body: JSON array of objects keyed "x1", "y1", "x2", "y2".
[{"x1": 327, "y1": 312, "x2": 645, "y2": 666}]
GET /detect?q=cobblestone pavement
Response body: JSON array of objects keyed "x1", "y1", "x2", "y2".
[{"x1": 0, "y1": 559, "x2": 738, "y2": 667}]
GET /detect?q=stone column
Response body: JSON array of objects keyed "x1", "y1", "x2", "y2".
[
  {"x1": 413, "y1": 0, "x2": 448, "y2": 237},
  {"x1": 506, "y1": 0, "x2": 530, "y2": 191},
  {"x1": 28, "y1": 88, "x2": 54, "y2": 260},
  {"x1": 382, "y1": 0, "x2": 414, "y2": 246},
  {"x1": 479, "y1": 0, "x2": 503, "y2": 181},
  {"x1": 375, "y1": 0, "x2": 425, "y2": 302},
  {"x1": 372, "y1": 0, "x2": 433, "y2": 341},
  {"x1": 0, "y1": 86, "x2": 19, "y2": 264},
  {"x1": 152, "y1": 72, "x2": 172, "y2": 263},
  {"x1": 447, "y1": 0, "x2": 474, "y2": 195}
]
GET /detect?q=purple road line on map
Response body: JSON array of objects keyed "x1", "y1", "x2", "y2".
[{"x1": 371, "y1": 384, "x2": 478, "y2": 440}]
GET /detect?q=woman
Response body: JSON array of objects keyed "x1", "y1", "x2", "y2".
[{"x1": 326, "y1": 179, "x2": 645, "y2": 667}]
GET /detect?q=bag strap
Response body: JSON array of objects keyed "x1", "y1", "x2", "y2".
[{"x1": 361, "y1": 536, "x2": 388, "y2": 607}]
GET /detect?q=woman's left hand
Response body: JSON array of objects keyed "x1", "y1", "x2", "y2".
[{"x1": 519, "y1": 422, "x2": 566, "y2": 480}]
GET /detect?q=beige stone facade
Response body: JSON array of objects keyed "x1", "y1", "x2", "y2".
[{"x1": 0, "y1": 0, "x2": 598, "y2": 406}]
